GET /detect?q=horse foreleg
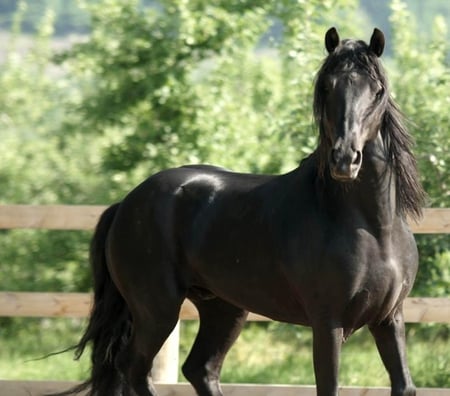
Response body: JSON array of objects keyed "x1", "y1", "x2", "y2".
[
  {"x1": 312, "y1": 324, "x2": 343, "y2": 396},
  {"x1": 369, "y1": 310, "x2": 416, "y2": 396}
]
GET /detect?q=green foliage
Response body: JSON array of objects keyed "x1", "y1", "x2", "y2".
[
  {"x1": 55, "y1": 0, "x2": 361, "y2": 183},
  {"x1": 58, "y1": 1, "x2": 269, "y2": 175},
  {"x1": 390, "y1": 0, "x2": 450, "y2": 208},
  {"x1": 0, "y1": 2, "x2": 107, "y2": 297},
  {"x1": 0, "y1": 230, "x2": 91, "y2": 292}
]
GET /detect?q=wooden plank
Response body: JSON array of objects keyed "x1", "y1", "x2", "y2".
[
  {"x1": 0, "y1": 205, "x2": 449, "y2": 233},
  {"x1": 0, "y1": 381, "x2": 448, "y2": 396},
  {"x1": 403, "y1": 297, "x2": 450, "y2": 323},
  {"x1": 0, "y1": 292, "x2": 92, "y2": 318},
  {"x1": 0, "y1": 380, "x2": 86, "y2": 396},
  {"x1": 0, "y1": 205, "x2": 107, "y2": 230},
  {"x1": 409, "y1": 208, "x2": 450, "y2": 234},
  {"x1": 1, "y1": 292, "x2": 449, "y2": 323}
]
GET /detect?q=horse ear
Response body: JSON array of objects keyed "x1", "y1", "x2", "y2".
[
  {"x1": 325, "y1": 27, "x2": 340, "y2": 53},
  {"x1": 369, "y1": 28, "x2": 385, "y2": 57}
]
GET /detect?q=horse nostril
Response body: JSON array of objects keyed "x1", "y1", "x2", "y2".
[
  {"x1": 353, "y1": 150, "x2": 362, "y2": 166},
  {"x1": 331, "y1": 149, "x2": 338, "y2": 164}
]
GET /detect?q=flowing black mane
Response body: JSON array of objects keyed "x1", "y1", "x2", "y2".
[{"x1": 313, "y1": 38, "x2": 425, "y2": 220}]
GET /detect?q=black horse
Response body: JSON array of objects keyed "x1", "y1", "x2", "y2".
[{"x1": 57, "y1": 28, "x2": 425, "y2": 396}]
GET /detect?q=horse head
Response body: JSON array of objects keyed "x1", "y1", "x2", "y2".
[{"x1": 314, "y1": 27, "x2": 388, "y2": 181}]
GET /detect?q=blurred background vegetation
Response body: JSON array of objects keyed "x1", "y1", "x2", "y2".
[{"x1": 0, "y1": 0, "x2": 449, "y2": 387}]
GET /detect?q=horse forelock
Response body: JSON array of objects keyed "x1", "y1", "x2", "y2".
[{"x1": 314, "y1": 39, "x2": 387, "y2": 120}]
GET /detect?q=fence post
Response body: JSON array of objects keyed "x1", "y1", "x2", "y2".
[{"x1": 152, "y1": 321, "x2": 180, "y2": 383}]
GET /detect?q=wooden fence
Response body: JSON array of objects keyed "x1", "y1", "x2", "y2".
[{"x1": 0, "y1": 205, "x2": 449, "y2": 396}]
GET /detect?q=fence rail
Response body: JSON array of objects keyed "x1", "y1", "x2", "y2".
[
  {"x1": 1, "y1": 205, "x2": 450, "y2": 233},
  {"x1": 1, "y1": 292, "x2": 449, "y2": 323},
  {"x1": 1, "y1": 205, "x2": 449, "y2": 395}
]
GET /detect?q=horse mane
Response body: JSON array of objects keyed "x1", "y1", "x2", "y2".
[
  {"x1": 313, "y1": 39, "x2": 426, "y2": 220},
  {"x1": 381, "y1": 98, "x2": 426, "y2": 220}
]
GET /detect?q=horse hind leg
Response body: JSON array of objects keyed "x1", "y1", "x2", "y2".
[
  {"x1": 182, "y1": 296, "x2": 248, "y2": 396},
  {"x1": 116, "y1": 296, "x2": 184, "y2": 396}
]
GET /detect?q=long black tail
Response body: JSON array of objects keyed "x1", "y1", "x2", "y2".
[{"x1": 52, "y1": 202, "x2": 131, "y2": 396}]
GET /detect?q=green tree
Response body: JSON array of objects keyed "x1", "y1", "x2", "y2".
[{"x1": 56, "y1": 0, "x2": 359, "y2": 189}]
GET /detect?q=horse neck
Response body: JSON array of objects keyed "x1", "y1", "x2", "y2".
[{"x1": 320, "y1": 135, "x2": 396, "y2": 231}]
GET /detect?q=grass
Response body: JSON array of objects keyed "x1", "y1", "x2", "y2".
[
  {"x1": 0, "y1": 318, "x2": 90, "y2": 381},
  {"x1": 1, "y1": 318, "x2": 449, "y2": 388}
]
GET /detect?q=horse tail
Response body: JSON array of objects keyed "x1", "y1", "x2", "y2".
[{"x1": 51, "y1": 202, "x2": 131, "y2": 396}]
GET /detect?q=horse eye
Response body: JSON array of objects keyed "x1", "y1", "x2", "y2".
[{"x1": 375, "y1": 86, "x2": 384, "y2": 100}]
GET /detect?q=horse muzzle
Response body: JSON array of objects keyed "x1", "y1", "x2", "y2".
[{"x1": 329, "y1": 147, "x2": 362, "y2": 181}]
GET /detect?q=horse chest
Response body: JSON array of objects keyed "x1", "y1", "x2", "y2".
[{"x1": 285, "y1": 225, "x2": 414, "y2": 326}]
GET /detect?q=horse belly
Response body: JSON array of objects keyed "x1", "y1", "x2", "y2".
[
  {"x1": 214, "y1": 283, "x2": 311, "y2": 326},
  {"x1": 189, "y1": 256, "x2": 311, "y2": 325}
]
